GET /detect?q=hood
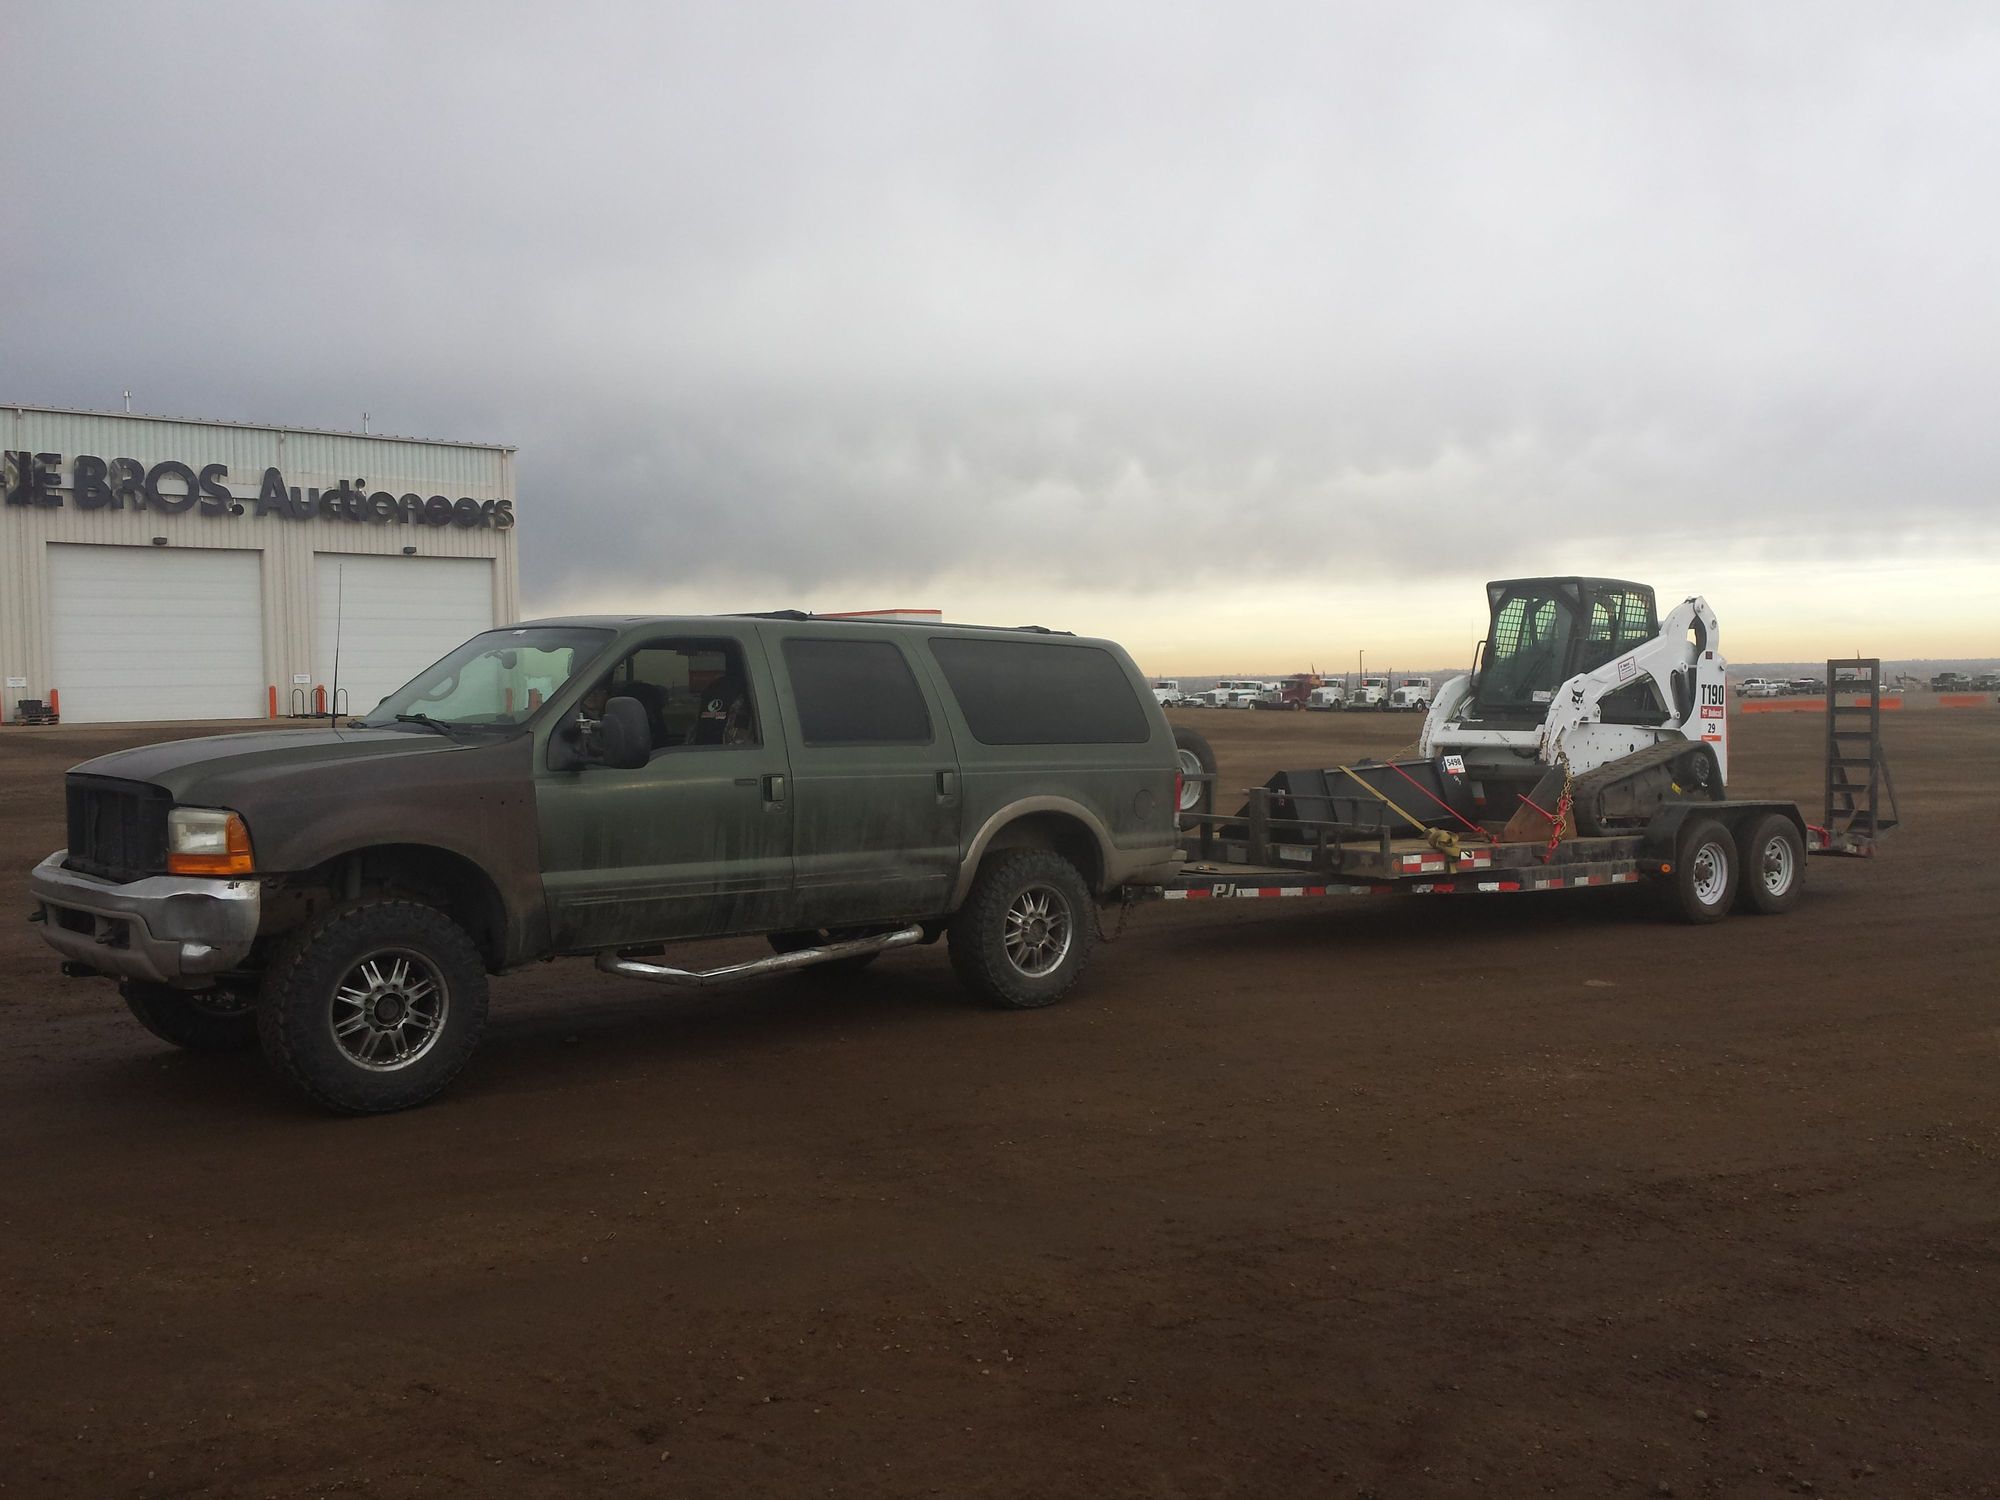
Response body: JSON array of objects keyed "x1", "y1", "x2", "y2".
[{"x1": 71, "y1": 726, "x2": 481, "y2": 803}]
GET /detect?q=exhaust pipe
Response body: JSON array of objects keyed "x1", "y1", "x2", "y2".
[{"x1": 595, "y1": 925, "x2": 926, "y2": 989}]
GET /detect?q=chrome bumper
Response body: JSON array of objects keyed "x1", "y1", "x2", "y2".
[{"x1": 28, "y1": 851, "x2": 260, "y2": 987}]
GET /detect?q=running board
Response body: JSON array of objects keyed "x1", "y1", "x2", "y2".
[{"x1": 594, "y1": 925, "x2": 926, "y2": 988}]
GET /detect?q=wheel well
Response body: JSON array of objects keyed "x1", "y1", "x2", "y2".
[
  {"x1": 279, "y1": 845, "x2": 509, "y2": 968},
  {"x1": 980, "y1": 813, "x2": 1105, "y2": 892}
]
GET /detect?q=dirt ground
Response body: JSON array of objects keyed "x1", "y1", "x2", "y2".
[{"x1": 2, "y1": 705, "x2": 1996, "y2": 1499}]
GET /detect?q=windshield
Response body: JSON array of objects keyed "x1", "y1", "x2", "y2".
[
  {"x1": 1477, "y1": 589, "x2": 1575, "y2": 710},
  {"x1": 354, "y1": 626, "x2": 615, "y2": 729}
]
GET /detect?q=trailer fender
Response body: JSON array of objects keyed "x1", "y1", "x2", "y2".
[{"x1": 1641, "y1": 801, "x2": 1808, "y2": 863}]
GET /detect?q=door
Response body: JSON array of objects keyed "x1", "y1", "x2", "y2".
[
  {"x1": 315, "y1": 555, "x2": 495, "y2": 717},
  {"x1": 536, "y1": 632, "x2": 794, "y2": 950},
  {"x1": 47, "y1": 543, "x2": 266, "y2": 722},
  {"x1": 760, "y1": 627, "x2": 962, "y2": 927}
]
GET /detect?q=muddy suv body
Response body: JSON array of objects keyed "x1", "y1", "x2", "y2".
[{"x1": 30, "y1": 614, "x2": 1181, "y2": 1111}]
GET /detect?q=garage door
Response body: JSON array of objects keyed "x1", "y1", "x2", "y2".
[
  {"x1": 48, "y1": 545, "x2": 267, "y2": 723},
  {"x1": 314, "y1": 556, "x2": 495, "y2": 717}
]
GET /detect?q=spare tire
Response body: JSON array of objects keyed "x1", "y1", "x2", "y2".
[{"x1": 1174, "y1": 726, "x2": 1217, "y2": 816}]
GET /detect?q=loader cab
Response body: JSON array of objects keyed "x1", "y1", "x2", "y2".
[{"x1": 1470, "y1": 577, "x2": 1665, "y2": 723}]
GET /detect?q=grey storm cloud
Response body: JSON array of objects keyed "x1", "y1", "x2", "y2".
[{"x1": 7, "y1": 0, "x2": 1999, "y2": 611}]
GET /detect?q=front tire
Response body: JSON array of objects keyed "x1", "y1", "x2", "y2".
[
  {"x1": 948, "y1": 850, "x2": 1097, "y2": 1009},
  {"x1": 257, "y1": 900, "x2": 488, "y2": 1114},
  {"x1": 1667, "y1": 817, "x2": 1738, "y2": 924},
  {"x1": 121, "y1": 980, "x2": 258, "y2": 1053},
  {"x1": 1734, "y1": 813, "x2": 1804, "y2": 915}
]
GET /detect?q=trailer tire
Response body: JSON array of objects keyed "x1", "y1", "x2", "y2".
[
  {"x1": 121, "y1": 980, "x2": 259, "y2": 1053},
  {"x1": 257, "y1": 899, "x2": 488, "y2": 1114},
  {"x1": 1667, "y1": 817, "x2": 1737, "y2": 924},
  {"x1": 948, "y1": 850, "x2": 1097, "y2": 1010},
  {"x1": 1174, "y1": 726, "x2": 1217, "y2": 815},
  {"x1": 1733, "y1": 813, "x2": 1804, "y2": 916}
]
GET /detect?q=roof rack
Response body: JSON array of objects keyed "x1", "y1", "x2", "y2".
[{"x1": 737, "y1": 612, "x2": 1071, "y2": 636}]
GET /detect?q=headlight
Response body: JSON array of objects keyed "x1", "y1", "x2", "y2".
[{"x1": 167, "y1": 807, "x2": 255, "y2": 876}]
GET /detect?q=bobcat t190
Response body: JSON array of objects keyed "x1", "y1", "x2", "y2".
[{"x1": 1156, "y1": 577, "x2": 1891, "y2": 923}]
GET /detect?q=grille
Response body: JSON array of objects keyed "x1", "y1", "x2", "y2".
[{"x1": 64, "y1": 776, "x2": 171, "y2": 883}]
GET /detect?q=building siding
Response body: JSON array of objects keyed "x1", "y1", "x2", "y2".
[{"x1": 2, "y1": 406, "x2": 519, "y2": 721}]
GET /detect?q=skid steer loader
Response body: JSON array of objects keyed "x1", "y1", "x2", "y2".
[{"x1": 1415, "y1": 577, "x2": 1730, "y2": 837}]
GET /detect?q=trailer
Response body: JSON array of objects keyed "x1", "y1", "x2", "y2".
[{"x1": 1140, "y1": 658, "x2": 1894, "y2": 924}]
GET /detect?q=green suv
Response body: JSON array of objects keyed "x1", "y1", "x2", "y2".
[{"x1": 30, "y1": 615, "x2": 1183, "y2": 1113}]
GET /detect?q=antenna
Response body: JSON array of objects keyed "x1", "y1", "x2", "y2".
[{"x1": 331, "y1": 564, "x2": 345, "y2": 722}]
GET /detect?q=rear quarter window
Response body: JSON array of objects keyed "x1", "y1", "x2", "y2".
[
  {"x1": 781, "y1": 638, "x2": 933, "y2": 746},
  {"x1": 928, "y1": 637, "x2": 1151, "y2": 745}
]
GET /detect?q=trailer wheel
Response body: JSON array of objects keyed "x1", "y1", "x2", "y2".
[
  {"x1": 1174, "y1": 726, "x2": 1217, "y2": 815},
  {"x1": 257, "y1": 899, "x2": 488, "y2": 1114},
  {"x1": 121, "y1": 980, "x2": 259, "y2": 1053},
  {"x1": 948, "y1": 850, "x2": 1097, "y2": 1009},
  {"x1": 1733, "y1": 813, "x2": 1804, "y2": 915},
  {"x1": 1667, "y1": 817, "x2": 1737, "y2": 924}
]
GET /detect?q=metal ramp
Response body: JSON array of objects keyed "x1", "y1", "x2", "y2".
[{"x1": 1819, "y1": 657, "x2": 1899, "y2": 855}]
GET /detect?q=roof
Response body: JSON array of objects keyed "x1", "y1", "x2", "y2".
[
  {"x1": 511, "y1": 612, "x2": 1074, "y2": 637},
  {"x1": 1486, "y1": 576, "x2": 1654, "y2": 597},
  {"x1": 3, "y1": 401, "x2": 515, "y2": 453}
]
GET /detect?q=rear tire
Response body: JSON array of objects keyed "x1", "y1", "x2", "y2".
[
  {"x1": 257, "y1": 900, "x2": 488, "y2": 1114},
  {"x1": 1667, "y1": 817, "x2": 1737, "y2": 924},
  {"x1": 1174, "y1": 726, "x2": 1217, "y2": 816},
  {"x1": 1733, "y1": 813, "x2": 1804, "y2": 915},
  {"x1": 121, "y1": 980, "x2": 258, "y2": 1053},
  {"x1": 948, "y1": 850, "x2": 1097, "y2": 1009}
]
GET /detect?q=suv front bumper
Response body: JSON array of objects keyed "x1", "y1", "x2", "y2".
[{"x1": 29, "y1": 851, "x2": 260, "y2": 987}]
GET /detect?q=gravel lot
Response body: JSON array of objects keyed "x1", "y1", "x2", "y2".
[{"x1": 2, "y1": 705, "x2": 1995, "y2": 1498}]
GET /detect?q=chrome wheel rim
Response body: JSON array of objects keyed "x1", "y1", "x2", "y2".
[
  {"x1": 1759, "y1": 834, "x2": 1796, "y2": 896},
  {"x1": 1003, "y1": 885, "x2": 1074, "y2": 978},
  {"x1": 1176, "y1": 749, "x2": 1205, "y2": 811},
  {"x1": 1691, "y1": 840, "x2": 1729, "y2": 906},
  {"x1": 329, "y1": 949, "x2": 449, "y2": 1071}
]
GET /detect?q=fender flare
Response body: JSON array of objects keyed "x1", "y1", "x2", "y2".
[{"x1": 952, "y1": 797, "x2": 1117, "y2": 907}]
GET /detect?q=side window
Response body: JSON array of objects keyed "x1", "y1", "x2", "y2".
[
  {"x1": 928, "y1": 637, "x2": 1151, "y2": 745},
  {"x1": 781, "y1": 638, "x2": 933, "y2": 746},
  {"x1": 584, "y1": 638, "x2": 758, "y2": 751}
]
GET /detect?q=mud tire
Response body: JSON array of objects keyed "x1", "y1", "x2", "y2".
[
  {"x1": 257, "y1": 900, "x2": 488, "y2": 1115},
  {"x1": 948, "y1": 850, "x2": 1097, "y2": 1010},
  {"x1": 121, "y1": 980, "x2": 258, "y2": 1053}
]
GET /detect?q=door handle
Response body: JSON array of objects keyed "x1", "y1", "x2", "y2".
[
  {"x1": 763, "y1": 773, "x2": 786, "y2": 803},
  {"x1": 936, "y1": 769, "x2": 956, "y2": 801}
]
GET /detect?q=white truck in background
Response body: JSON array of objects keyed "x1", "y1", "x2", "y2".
[{"x1": 1389, "y1": 676, "x2": 1434, "y2": 711}]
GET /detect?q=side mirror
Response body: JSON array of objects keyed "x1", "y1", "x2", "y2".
[{"x1": 599, "y1": 696, "x2": 652, "y2": 769}]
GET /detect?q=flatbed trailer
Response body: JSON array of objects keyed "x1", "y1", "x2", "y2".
[{"x1": 1134, "y1": 657, "x2": 1895, "y2": 921}]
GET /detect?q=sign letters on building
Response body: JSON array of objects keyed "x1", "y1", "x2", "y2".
[{"x1": 2, "y1": 451, "x2": 515, "y2": 530}]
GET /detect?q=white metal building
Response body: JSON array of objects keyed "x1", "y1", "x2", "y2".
[{"x1": 2, "y1": 406, "x2": 519, "y2": 724}]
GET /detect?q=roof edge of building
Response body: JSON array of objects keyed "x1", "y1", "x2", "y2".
[{"x1": 4, "y1": 401, "x2": 516, "y2": 454}]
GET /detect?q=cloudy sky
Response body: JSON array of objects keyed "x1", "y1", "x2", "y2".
[{"x1": 7, "y1": 0, "x2": 1998, "y2": 669}]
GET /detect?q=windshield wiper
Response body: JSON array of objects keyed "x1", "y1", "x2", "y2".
[{"x1": 392, "y1": 713, "x2": 460, "y2": 736}]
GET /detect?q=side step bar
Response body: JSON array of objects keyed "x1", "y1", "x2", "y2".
[{"x1": 594, "y1": 925, "x2": 926, "y2": 988}]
